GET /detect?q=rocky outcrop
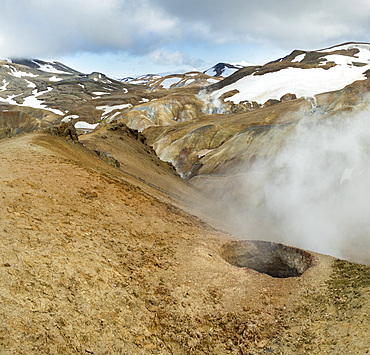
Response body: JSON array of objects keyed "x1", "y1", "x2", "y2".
[
  {"x1": 109, "y1": 94, "x2": 210, "y2": 132},
  {"x1": 280, "y1": 93, "x2": 297, "y2": 102},
  {"x1": 46, "y1": 122, "x2": 79, "y2": 142},
  {"x1": 93, "y1": 150, "x2": 121, "y2": 168}
]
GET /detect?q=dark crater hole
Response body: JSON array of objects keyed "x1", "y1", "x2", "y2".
[{"x1": 221, "y1": 240, "x2": 314, "y2": 278}]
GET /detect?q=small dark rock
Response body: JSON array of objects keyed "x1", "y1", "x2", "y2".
[
  {"x1": 94, "y1": 150, "x2": 120, "y2": 168},
  {"x1": 280, "y1": 93, "x2": 297, "y2": 102},
  {"x1": 263, "y1": 99, "x2": 281, "y2": 107}
]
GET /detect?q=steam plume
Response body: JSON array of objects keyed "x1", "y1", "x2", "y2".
[{"x1": 223, "y1": 102, "x2": 370, "y2": 264}]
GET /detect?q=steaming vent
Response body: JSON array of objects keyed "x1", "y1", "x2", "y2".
[{"x1": 221, "y1": 240, "x2": 314, "y2": 278}]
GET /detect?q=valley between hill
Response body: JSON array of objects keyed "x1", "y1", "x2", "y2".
[{"x1": 0, "y1": 132, "x2": 368, "y2": 354}]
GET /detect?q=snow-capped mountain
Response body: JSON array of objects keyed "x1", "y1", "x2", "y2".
[
  {"x1": 121, "y1": 71, "x2": 221, "y2": 89},
  {"x1": 0, "y1": 58, "x2": 144, "y2": 124},
  {"x1": 203, "y1": 62, "x2": 248, "y2": 77},
  {"x1": 209, "y1": 42, "x2": 370, "y2": 104},
  {"x1": 8, "y1": 58, "x2": 82, "y2": 75},
  {"x1": 119, "y1": 73, "x2": 163, "y2": 85},
  {"x1": 1, "y1": 42, "x2": 370, "y2": 140}
]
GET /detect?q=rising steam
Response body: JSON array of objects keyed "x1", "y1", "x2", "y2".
[
  {"x1": 197, "y1": 89, "x2": 226, "y2": 115},
  {"x1": 223, "y1": 102, "x2": 370, "y2": 264}
]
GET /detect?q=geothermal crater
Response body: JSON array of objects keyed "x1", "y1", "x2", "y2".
[{"x1": 221, "y1": 240, "x2": 314, "y2": 278}]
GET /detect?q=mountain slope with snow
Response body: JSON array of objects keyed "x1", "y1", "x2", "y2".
[
  {"x1": 122, "y1": 71, "x2": 221, "y2": 89},
  {"x1": 0, "y1": 59, "x2": 151, "y2": 131},
  {"x1": 210, "y1": 42, "x2": 370, "y2": 104},
  {"x1": 9, "y1": 59, "x2": 82, "y2": 75}
]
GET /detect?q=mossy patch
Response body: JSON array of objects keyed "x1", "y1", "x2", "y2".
[{"x1": 326, "y1": 259, "x2": 370, "y2": 315}]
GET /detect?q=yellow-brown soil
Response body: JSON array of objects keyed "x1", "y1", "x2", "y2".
[{"x1": 0, "y1": 132, "x2": 369, "y2": 354}]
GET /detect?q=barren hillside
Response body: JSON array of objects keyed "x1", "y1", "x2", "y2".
[{"x1": 0, "y1": 131, "x2": 369, "y2": 354}]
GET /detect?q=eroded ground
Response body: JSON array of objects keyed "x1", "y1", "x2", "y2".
[{"x1": 0, "y1": 133, "x2": 369, "y2": 354}]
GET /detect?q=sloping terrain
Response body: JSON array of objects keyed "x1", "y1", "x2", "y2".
[
  {"x1": 0, "y1": 43, "x2": 370, "y2": 353},
  {"x1": 209, "y1": 42, "x2": 370, "y2": 105},
  {"x1": 0, "y1": 59, "x2": 150, "y2": 131},
  {"x1": 0, "y1": 131, "x2": 369, "y2": 354},
  {"x1": 143, "y1": 76, "x2": 370, "y2": 180},
  {"x1": 140, "y1": 77, "x2": 370, "y2": 265}
]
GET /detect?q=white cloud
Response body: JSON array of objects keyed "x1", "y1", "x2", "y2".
[
  {"x1": 152, "y1": 0, "x2": 370, "y2": 49},
  {"x1": 0, "y1": 0, "x2": 368, "y2": 69},
  {"x1": 149, "y1": 49, "x2": 204, "y2": 67},
  {"x1": 0, "y1": 0, "x2": 178, "y2": 58}
]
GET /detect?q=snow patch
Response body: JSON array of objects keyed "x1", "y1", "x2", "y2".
[
  {"x1": 49, "y1": 76, "x2": 63, "y2": 82},
  {"x1": 213, "y1": 48, "x2": 370, "y2": 104},
  {"x1": 184, "y1": 78, "x2": 195, "y2": 85},
  {"x1": 96, "y1": 103, "x2": 133, "y2": 117},
  {"x1": 106, "y1": 111, "x2": 121, "y2": 123},
  {"x1": 25, "y1": 80, "x2": 36, "y2": 88},
  {"x1": 74, "y1": 121, "x2": 99, "y2": 130},
  {"x1": 318, "y1": 43, "x2": 370, "y2": 53},
  {"x1": 293, "y1": 54, "x2": 305, "y2": 62},
  {"x1": 92, "y1": 92, "x2": 110, "y2": 96},
  {"x1": 21, "y1": 87, "x2": 64, "y2": 115},
  {"x1": 62, "y1": 114, "x2": 79, "y2": 123},
  {"x1": 160, "y1": 77, "x2": 180, "y2": 89},
  {"x1": 9, "y1": 68, "x2": 38, "y2": 78},
  {"x1": 0, "y1": 79, "x2": 9, "y2": 92},
  {"x1": 0, "y1": 94, "x2": 21, "y2": 105},
  {"x1": 219, "y1": 67, "x2": 240, "y2": 77},
  {"x1": 231, "y1": 60, "x2": 255, "y2": 67},
  {"x1": 35, "y1": 61, "x2": 72, "y2": 75},
  {"x1": 207, "y1": 78, "x2": 221, "y2": 84},
  {"x1": 197, "y1": 149, "x2": 215, "y2": 158}
]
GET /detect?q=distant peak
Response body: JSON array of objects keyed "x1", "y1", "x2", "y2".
[
  {"x1": 8, "y1": 58, "x2": 82, "y2": 75},
  {"x1": 204, "y1": 62, "x2": 247, "y2": 77}
]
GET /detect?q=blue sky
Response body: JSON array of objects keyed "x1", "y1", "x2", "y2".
[{"x1": 0, "y1": 0, "x2": 369, "y2": 78}]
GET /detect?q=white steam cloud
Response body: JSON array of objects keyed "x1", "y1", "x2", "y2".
[
  {"x1": 197, "y1": 89, "x2": 226, "y2": 115},
  {"x1": 223, "y1": 103, "x2": 370, "y2": 265}
]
